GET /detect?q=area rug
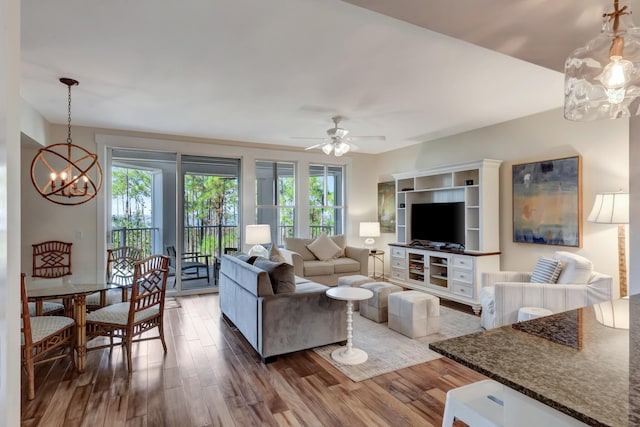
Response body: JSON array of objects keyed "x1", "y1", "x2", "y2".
[{"x1": 313, "y1": 306, "x2": 482, "y2": 382}]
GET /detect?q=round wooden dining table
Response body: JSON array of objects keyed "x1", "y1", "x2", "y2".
[{"x1": 27, "y1": 282, "x2": 125, "y2": 373}]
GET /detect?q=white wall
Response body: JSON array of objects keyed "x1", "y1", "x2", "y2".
[
  {"x1": 1, "y1": 0, "x2": 21, "y2": 425},
  {"x1": 372, "y1": 108, "x2": 628, "y2": 295}
]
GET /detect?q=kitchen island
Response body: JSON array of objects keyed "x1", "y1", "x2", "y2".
[{"x1": 430, "y1": 296, "x2": 636, "y2": 426}]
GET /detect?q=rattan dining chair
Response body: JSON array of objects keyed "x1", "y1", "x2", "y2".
[
  {"x1": 86, "y1": 246, "x2": 143, "y2": 310},
  {"x1": 32, "y1": 240, "x2": 72, "y2": 278},
  {"x1": 21, "y1": 273, "x2": 76, "y2": 400},
  {"x1": 29, "y1": 240, "x2": 72, "y2": 316},
  {"x1": 86, "y1": 255, "x2": 169, "y2": 372}
]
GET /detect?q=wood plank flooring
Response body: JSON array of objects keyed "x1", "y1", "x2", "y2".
[{"x1": 21, "y1": 294, "x2": 485, "y2": 426}]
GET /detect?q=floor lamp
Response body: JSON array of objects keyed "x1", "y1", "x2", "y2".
[{"x1": 587, "y1": 192, "x2": 629, "y2": 297}]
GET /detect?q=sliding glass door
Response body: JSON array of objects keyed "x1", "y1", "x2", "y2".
[
  {"x1": 181, "y1": 155, "x2": 240, "y2": 290},
  {"x1": 109, "y1": 149, "x2": 240, "y2": 294}
]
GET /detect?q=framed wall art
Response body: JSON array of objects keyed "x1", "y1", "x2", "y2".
[
  {"x1": 512, "y1": 155, "x2": 582, "y2": 247},
  {"x1": 377, "y1": 181, "x2": 396, "y2": 233}
]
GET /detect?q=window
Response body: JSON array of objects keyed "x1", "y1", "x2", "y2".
[
  {"x1": 309, "y1": 164, "x2": 344, "y2": 237},
  {"x1": 256, "y1": 161, "x2": 295, "y2": 246}
]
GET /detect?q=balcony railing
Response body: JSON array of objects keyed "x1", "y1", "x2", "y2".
[
  {"x1": 111, "y1": 227, "x2": 157, "y2": 256},
  {"x1": 111, "y1": 225, "x2": 240, "y2": 263},
  {"x1": 112, "y1": 224, "x2": 336, "y2": 262},
  {"x1": 184, "y1": 225, "x2": 239, "y2": 260}
]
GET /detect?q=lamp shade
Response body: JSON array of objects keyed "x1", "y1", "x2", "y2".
[
  {"x1": 359, "y1": 222, "x2": 380, "y2": 237},
  {"x1": 587, "y1": 192, "x2": 629, "y2": 224},
  {"x1": 245, "y1": 224, "x2": 271, "y2": 244},
  {"x1": 593, "y1": 297, "x2": 630, "y2": 329}
]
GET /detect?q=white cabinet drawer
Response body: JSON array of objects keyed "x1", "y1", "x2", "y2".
[
  {"x1": 391, "y1": 258, "x2": 406, "y2": 269},
  {"x1": 452, "y1": 255, "x2": 474, "y2": 270},
  {"x1": 391, "y1": 247, "x2": 406, "y2": 258},
  {"x1": 452, "y1": 281, "x2": 474, "y2": 298},
  {"x1": 452, "y1": 269, "x2": 472, "y2": 283},
  {"x1": 391, "y1": 269, "x2": 406, "y2": 281}
]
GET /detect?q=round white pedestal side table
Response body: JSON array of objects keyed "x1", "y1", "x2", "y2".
[
  {"x1": 517, "y1": 306, "x2": 553, "y2": 322},
  {"x1": 326, "y1": 287, "x2": 374, "y2": 365}
]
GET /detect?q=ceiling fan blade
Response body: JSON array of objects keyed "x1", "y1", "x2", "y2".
[
  {"x1": 347, "y1": 142, "x2": 360, "y2": 151},
  {"x1": 290, "y1": 136, "x2": 328, "y2": 140},
  {"x1": 305, "y1": 143, "x2": 327, "y2": 150},
  {"x1": 347, "y1": 135, "x2": 386, "y2": 141}
]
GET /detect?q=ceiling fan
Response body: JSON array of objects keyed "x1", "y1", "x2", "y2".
[{"x1": 292, "y1": 116, "x2": 386, "y2": 156}]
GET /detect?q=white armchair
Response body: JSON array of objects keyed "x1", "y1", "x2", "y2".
[{"x1": 479, "y1": 252, "x2": 614, "y2": 329}]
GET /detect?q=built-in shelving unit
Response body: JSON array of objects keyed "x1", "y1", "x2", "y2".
[
  {"x1": 389, "y1": 159, "x2": 502, "y2": 312},
  {"x1": 392, "y1": 159, "x2": 502, "y2": 252}
]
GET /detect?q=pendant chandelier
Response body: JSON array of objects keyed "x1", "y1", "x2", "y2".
[
  {"x1": 564, "y1": 0, "x2": 640, "y2": 121},
  {"x1": 565, "y1": 0, "x2": 640, "y2": 120},
  {"x1": 30, "y1": 78, "x2": 103, "y2": 206}
]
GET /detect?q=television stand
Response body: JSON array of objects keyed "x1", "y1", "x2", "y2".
[{"x1": 388, "y1": 243, "x2": 500, "y2": 314}]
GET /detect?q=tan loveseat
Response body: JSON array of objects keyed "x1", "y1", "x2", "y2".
[{"x1": 279, "y1": 235, "x2": 369, "y2": 286}]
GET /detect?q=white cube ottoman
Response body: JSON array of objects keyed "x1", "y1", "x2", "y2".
[
  {"x1": 338, "y1": 274, "x2": 375, "y2": 311},
  {"x1": 388, "y1": 291, "x2": 440, "y2": 338},
  {"x1": 359, "y1": 282, "x2": 403, "y2": 323}
]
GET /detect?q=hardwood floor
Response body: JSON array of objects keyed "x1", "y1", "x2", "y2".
[{"x1": 21, "y1": 294, "x2": 485, "y2": 426}]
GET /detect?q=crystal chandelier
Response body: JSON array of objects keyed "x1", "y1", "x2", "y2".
[
  {"x1": 30, "y1": 78, "x2": 103, "y2": 206},
  {"x1": 565, "y1": 0, "x2": 640, "y2": 120}
]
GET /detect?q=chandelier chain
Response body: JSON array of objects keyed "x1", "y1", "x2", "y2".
[{"x1": 67, "y1": 84, "x2": 72, "y2": 144}]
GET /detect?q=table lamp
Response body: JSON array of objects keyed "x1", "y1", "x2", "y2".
[
  {"x1": 359, "y1": 222, "x2": 380, "y2": 250},
  {"x1": 246, "y1": 224, "x2": 271, "y2": 258},
  {"x1": 587, "y1": 191, "x2": 629, "y2": 297}
]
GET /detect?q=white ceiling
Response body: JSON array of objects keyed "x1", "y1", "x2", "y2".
[{"x1": 21, "y1": 0, "x2": 631, "y2": 154}]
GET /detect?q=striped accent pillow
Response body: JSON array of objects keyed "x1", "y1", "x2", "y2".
[{"x1": 530, "y1": 256, "x2": 563, "y2": 284}]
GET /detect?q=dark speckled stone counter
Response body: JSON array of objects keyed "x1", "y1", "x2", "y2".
[{"x1": 430, "y1": 296, "x2": 633, "y2": 427}]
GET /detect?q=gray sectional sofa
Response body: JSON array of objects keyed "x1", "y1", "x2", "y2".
[{"x1": 218, "y1": 254, "x2": 347, "y2": 362}]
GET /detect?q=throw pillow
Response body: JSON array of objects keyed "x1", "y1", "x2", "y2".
[
  {"x1": 554, "y1": 251, "x2": 593, "y2": 284},
  {"x1": 330, "y1": 234, "x2": 346, "y2": 258},
  {"x1": 269, "y1": 244, "x2": 286, "y2": 263},
  {"x1": 307, "y1": 233, "x2": 342, "y2": 261},
  {"x1": 530, "y1": 256, "x2": 562, "y2": 284},
  {"x1": 252, "y1": 258, "x2": 295, "y2": 294},
  {"x1": 235, "y1": 254, "x2": 258, "y2": 264}
]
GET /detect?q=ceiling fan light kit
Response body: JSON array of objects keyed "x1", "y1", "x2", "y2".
[
  {"x1": 565, "y1": 0, "x2": 640, "y2": 120},
  {"x1": 298, "y1": 115, "x2": 384, "y2": 156}
]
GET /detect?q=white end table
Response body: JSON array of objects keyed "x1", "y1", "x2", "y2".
[{"x1": 326, "y1": 286, "x2": 374, "y2": 365}]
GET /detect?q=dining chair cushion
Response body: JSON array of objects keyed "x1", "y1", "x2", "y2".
[
  {"x1": 22, "y1": 316, "x2": 75, "y2": 345},
  {"x1": 27, "y1": 301, "x2": 64, "y2": 317},
  {"x1": 86, "y1": 302, "x2": 159, "y2": 326}
]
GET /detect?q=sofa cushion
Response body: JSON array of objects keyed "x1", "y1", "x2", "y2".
[
  {"x1": 554, "y1": 251, "x2": 593, "y2": 284},
  {"x1": 303, "y1": 260, "x2": 334, "y2": 276},
  {"x1": 530, "y1": 256, "x2": 562, "y2": 284},
  {"x1": 328, "y1": 257, "x2": 361, "y2": 274},
  {"x1": 252, "y1": 259, "x2": 296, "y2": 294},
  {"x1": 284, "y1": 237, "x2": 316, "y2": 261},
  {"x1": 269, "y1": 245, "x2": 286, "y2": 263},
  {"x1": 307, "y1": 233, "x2": 341, "y2": 261}
]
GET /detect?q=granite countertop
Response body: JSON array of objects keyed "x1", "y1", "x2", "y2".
[{"x1": 429, "y1": 297, "x2": 633, "y2": 427}]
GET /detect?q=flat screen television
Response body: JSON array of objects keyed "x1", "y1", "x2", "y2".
[{"x1": 410, "y1": 202, "x2": 465, "y2": 247}]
